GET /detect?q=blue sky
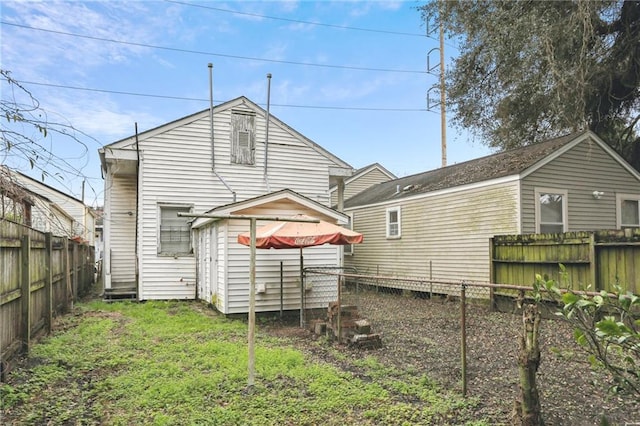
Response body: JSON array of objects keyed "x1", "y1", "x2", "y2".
[{"x1": 1, "y1": 0, "x2": 492, "y2": 207}]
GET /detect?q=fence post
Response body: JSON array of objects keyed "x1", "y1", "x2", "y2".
[
  {"x1": 64, "y1": 239, "x2": 71, "y2": 312},
  {"x1": 489, "y1": 238, "x2": 495, "y2": 312},
  {"x1": 20, "y1": 234, "x2": 31, "y2": 353},
  {"x1": 589, "y1": 233, "x2": 598, "y2": 291},
  {"x1": 460, "y1": 282, "x2": 467, "y2": 397},
  {"x1": 72, "y1": 242, "x2": 78, "y2": 302},
  {"x1": 44, "y1": 233, "x2": 53, "y2": 333}
]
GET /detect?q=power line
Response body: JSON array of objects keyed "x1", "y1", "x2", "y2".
[
  {"x1": 166, "y1": 0, "x2": 428, "y2": 38},
  {"x1": 11, "y1": 78, "x2": 431, "y2": 113},
  {"x1": 1, "y1": 21, "x2": 427, "y2": 75}
]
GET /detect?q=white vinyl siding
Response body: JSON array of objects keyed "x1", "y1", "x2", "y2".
[
  {"x1": 11, "y1": 172, "x2": 95, "y2": 244},
  {"x1": 616, "y1": 193, "x2": 640, "y2": 229},
  {"x1": 108, "y1": 175, "x2": 137, "y2": 287},
  {"x1": 108, "y1": 98, "x2": 347, "y2": 301},
  {"x1": 224, "y1": 218, "x2": 340, "y2": 315},
  {"x1": 345, "y1": 180, "x2": 519, "y2": 285}
]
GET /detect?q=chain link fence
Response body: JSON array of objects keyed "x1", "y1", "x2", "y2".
[{"x1": 301, "y1": 268, "x2": 562, "y2": 394}]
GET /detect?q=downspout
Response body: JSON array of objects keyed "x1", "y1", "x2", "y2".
[
  {"x1": 208, "y1": 63, "x2": 215, "y2": 170},
  {"x1": 208, "y1": 63, "x2": 236, "y2": 202},
  {"x1": 263, "y1": 73, "x2": 272, "y2": 191},
  {"x1": 134, "y1": 123, "x2": 140, "y2": 293}
]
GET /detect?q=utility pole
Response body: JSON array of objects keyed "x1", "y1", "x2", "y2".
[
  {"x1": 426, "y1": 5, "x2": 447, "y2": 168},
  {"x1": 439, "y1": 16, "x2": 446, "y2": 168}
]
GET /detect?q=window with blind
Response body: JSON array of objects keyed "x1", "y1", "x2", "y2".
[
  {"x1": 386, "y1": 206, "x2": 401, "y2": 239},
  {"x1": 535, "y1": 188, "x2": 568, "y2": 233},
  {"x1": 617, "y1": 194, "x2": 640, "y2": 229},
  {"x1": 158, "y1": 205, "x2": 192, "y2": 256}
]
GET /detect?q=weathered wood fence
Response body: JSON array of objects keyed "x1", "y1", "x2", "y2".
[
  {"x1": 491, "y1": 229, "x2": 640, "y2": 295},
  {"x1": 1, "y1": 219, "x2": 95, "y2": 376}
]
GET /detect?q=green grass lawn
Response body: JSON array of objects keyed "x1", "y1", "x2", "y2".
[{"x1": 0, "y1": 300, "x2": 486, "y2": 425}]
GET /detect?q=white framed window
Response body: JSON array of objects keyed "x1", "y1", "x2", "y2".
[
  {"x1": 616, "y1": 193, "x2": 640, "y2": 229},
  {"x1": 158, "y1": 204, "x2": 192, "y2": 256},
  {"x1": 535, "y1": 188, "x2": 568, "y2": 233},
  {"x1": 344, "y1": 212, "x2": 354, "y2": 255},
  {"x1": 386, "y1": 206, "x2": 401, "y2": 239},
  {"x1": 231, "y1": 110, "x2": 255, "y2": 165}
]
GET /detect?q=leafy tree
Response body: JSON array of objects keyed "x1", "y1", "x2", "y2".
[
  {"x1": 534, "y1": 271, "x2": 640, "y2": 397},
  {"x1": 421, "y1": 1, "x2": 640, "y2": 169}
]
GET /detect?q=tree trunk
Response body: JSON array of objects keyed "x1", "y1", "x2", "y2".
[{"x1": 513, "y1": 303, "x2": 543, "y2": 426}]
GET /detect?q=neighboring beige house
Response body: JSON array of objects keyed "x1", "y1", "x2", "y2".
[
  {"x1": 344, "y1": 131, "x2": 640, "y2": 286},
  {"x1": 329, "y1": 163, "x2": 396, "y2": 208},
  {"x1": 99, "y1": 96, "x2": 353, "y2": 302},
  {"x1": 2, "y1": 168, "x2": 95, "y2": 243}
]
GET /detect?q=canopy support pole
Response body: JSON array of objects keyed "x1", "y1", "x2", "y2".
[
  {"x1": 248, "y1": 218, "x2": 256, "y2": 387},
  {"x1": 299, "y1": 249, "x2": 304, "y2": 328}
]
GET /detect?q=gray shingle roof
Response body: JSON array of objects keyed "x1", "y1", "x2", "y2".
[{"x1": 344, "y1": 131, "x2": 583, "y2": 208}]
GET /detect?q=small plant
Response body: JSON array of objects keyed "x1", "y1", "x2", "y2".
[{"x1": 534, "y1": 267, "x2": 640, "y2": 397}]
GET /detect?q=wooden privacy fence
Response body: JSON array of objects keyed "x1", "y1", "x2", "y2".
[
  {"x1": 491, "y1": 229, "x2": 640, "y2": 296},
  {"x1": 1, "y1": 219, "x2": 95, "y2": 375}
]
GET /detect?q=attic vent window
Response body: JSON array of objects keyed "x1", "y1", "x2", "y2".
[{"x1": 231, "y1": 111, "x2": 255, "y2": 165}]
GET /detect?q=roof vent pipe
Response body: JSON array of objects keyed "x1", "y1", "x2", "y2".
[
  {"x1": 208, "y1": 63, "x2": 215, "y2": 170},
  {"x1": 396, "y1": 184, "x2": 400, "y2": 194},
  {"x1": 263, "y1": 73, "x2": 272, "y2": 189}
]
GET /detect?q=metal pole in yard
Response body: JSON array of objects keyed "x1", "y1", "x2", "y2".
[
  {"x1": 280, "y1": 261, "x2": 283, "y2": 320},
  {"x1": 429, "y1": 260, "x2": 433, "y2": 298},
  {"x1": 248, "y1": 218, "x2": 256, "y2": 387},
  {"x1": 300, "y1": 250, "x2": 304, "y2": 328},
  {"x1": 337, "y1": 273, "x2": 342, "y2": 343},
  {"x1": 461, "y1": 282, "x2": 467, "y2": 397}
]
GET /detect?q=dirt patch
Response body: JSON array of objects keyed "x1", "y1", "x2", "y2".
[{"x1": 262, "y1": 290, "x2": 639, "y2": 425}]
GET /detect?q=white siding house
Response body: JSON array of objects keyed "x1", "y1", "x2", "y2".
[
  {"x1": 344, "y1": 131, "x2": 640, "y2": 289},
  {"x1": 3, "y1": 168, "x2": 95, "y2": 243},
  {"x1": 192, "y1": 189, "x2": 350, "y2": 315},
  {"x1": 99, "y1": 96, "x2": 353, "y2": 303}
]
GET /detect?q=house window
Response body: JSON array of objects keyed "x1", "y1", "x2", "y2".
[
  {"x1": 616, "y1": 194, "x2": 640, "y2": 228},
  {"x1": 386, "y1": 206, "x2": 401, "y2": 239},
  {"x1": 231, "y1": 111, "x2": 255, "y2": 165},
  {"x1": 535, "y1": 188, "x2": 567, "y2": 233},
  {"x1": 344, "y1": 212, "x2": 354, "y2": 255},
  {"x1": 159, "y1": 205, "x2": 192, "y2": 256}
]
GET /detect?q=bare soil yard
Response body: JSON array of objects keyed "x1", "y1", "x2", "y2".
[{"x1": 265, "y1": 289, "x2": 640, "y2": 425}]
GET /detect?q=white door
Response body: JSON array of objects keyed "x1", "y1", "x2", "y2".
[
  {"x1": 197, "y1": 229, "x2": 206, "y2": 300},
  {"x1": 209, "y1": 225, "x2": 218, "y2": 302}
]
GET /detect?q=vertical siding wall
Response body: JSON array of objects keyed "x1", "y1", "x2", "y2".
[
  {"x1": 345, "y1": 180, "x2": 520, "y2": 285},
  {"x1": 521, "y1": 139, "x2": 640, "y2": 233},
  {"x1": 0, "y1": 219, "x2": 95, "y2": 372},
  {"x1": 491, "y1": 230, "x2": 640, "y2": 295},
  {"x1": 137, "y1": 106, "x2": 339, "y2": 300}
]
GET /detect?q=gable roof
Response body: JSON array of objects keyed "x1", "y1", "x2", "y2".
[
  {"x1": 101, "y1": 96, "x2": 351, "y2": 169},
  {"x1": 4, "y1": 167, "x2": 87, "y2": 207},
  {"x1": 192, "y1": 188, "x2": 349, "y2": 228},
  {"x1": 344, "y1": 130, "x2": 639, "y2": 208},
  {"x1": 329, "y1": 163, "x2": 397, "y2": 193}
]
